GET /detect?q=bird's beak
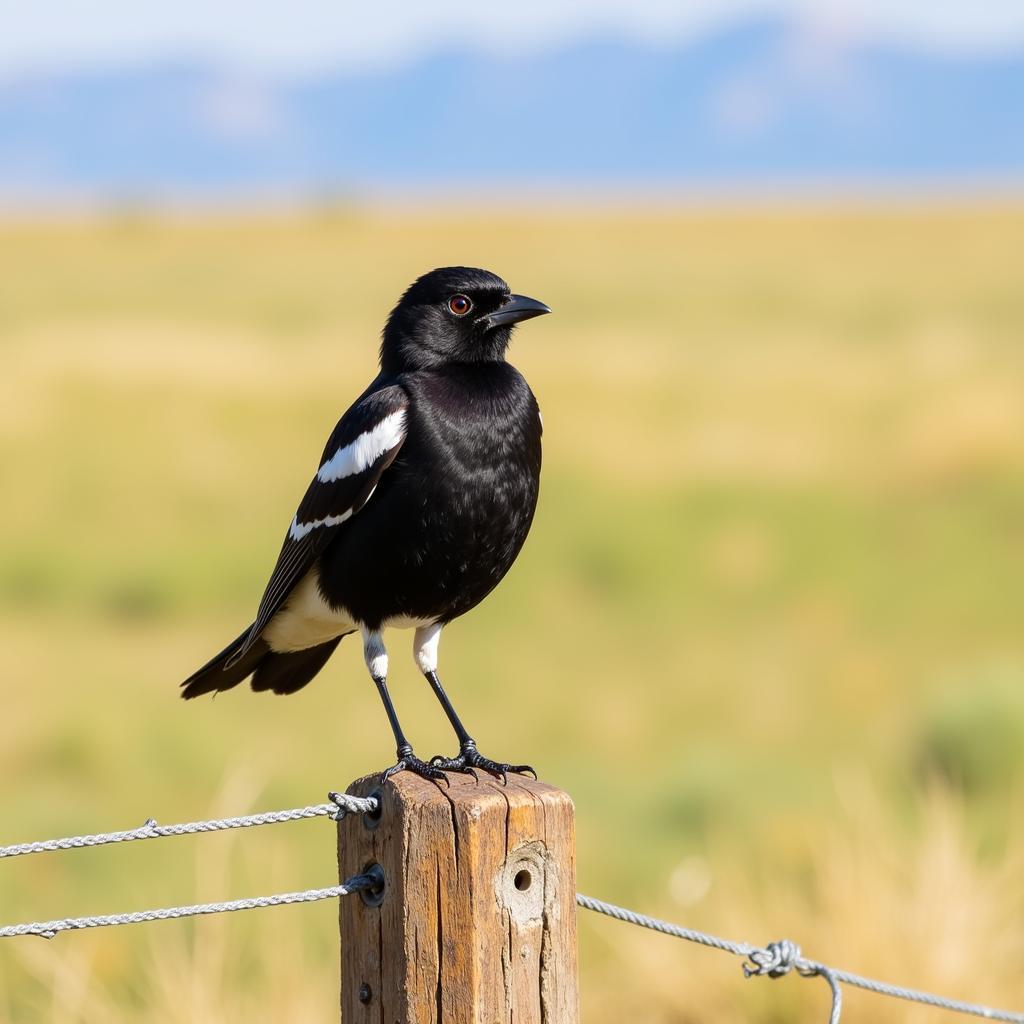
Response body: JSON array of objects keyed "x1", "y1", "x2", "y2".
[{"x1": 483, "y1": 294, "x2": 552, "y2": 329}]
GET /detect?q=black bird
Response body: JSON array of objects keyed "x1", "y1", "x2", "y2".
[{"x1": 181, "y1": 267, "x2": 550, "y2": 781}]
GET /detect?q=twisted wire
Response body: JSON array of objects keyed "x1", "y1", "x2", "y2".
[
  {"x1": 576, "y1": 893, "x2": 1024, "y2": 1024},
  {"x1": 0, "y1": 872, "x2": 378, "y2": 940},
  {"x1": 3, "y1": 789, "x2": 1022, "y2": 1024},
  {"x1": 0, "y1": 792, "x2": 376, "y2": 859}
]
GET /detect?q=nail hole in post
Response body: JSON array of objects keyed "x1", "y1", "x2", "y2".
[{"x1": 514, "y1": 868, "x2": 532, "y2": 892}]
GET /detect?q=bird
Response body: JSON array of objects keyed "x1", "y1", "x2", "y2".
[{"x1": 181, "y1": 267, "x2": 550, "y2": 781}]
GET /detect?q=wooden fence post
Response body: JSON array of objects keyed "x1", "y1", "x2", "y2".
[{"x1": 337, "y1": 771, "x2": 578, "y2": 1023}]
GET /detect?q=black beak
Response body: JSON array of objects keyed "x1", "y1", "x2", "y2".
[{"x1": 483, "y1": 293, "x2": 552, "y2": 329}]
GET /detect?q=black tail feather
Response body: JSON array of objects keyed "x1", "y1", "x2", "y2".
[
  {"x1": 181, "y1": 626, "x2": 269, "y2": 699},
  {"x1": 250, "y1": 635, "x2": 345, "y2": 695},
  {"x1": 181, "y1": 627, "x2": 346, "y2": 699}
]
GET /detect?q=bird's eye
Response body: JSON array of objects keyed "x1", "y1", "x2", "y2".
[{"x1": 448, "y1": 294, "x2": 472, "y2": 316}]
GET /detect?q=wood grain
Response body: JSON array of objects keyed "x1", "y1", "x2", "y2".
[{"x1": 338, "y1": 771, "x2": 578, "y2": 1023}]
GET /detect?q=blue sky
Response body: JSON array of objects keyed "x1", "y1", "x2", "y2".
[{"x1": 4, "y1": 0, "x2": 1024, "y2": 77}]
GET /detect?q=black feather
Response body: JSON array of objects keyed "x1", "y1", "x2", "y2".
[
  {"x1": 250, "y1": 635, "x2": 347, "y2": 695},
  {"x1": 180, "y1": 627, "x2": 270, "y2": 699},
  {"x1": 230, "y1": 383, "x2": 409, "y2": 662}
]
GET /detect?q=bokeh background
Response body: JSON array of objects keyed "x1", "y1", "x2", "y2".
[{"x1": 2, "y1": 3, "x2": 1024, "y2": 1022}]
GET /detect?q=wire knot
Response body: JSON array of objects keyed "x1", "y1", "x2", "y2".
[
  {"x1": 326, "y1": 791, "x2": 379, "y2": 820},
  {"x1": 745, "y1": 939, "x2": 803, "y2": 978}
]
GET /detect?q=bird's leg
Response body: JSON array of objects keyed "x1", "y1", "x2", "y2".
[
  {"x1": 372, "y1": 675, "x2": 445, "y2": 782},
  {"x1": 362, "y1": 629, "x2": 444, "y2": 782},
  {"x1": 423, "y1": 670, "x2": 536, "y2": 782},
  {"x1": 413, "y1": 624, "x2": 535, "y2": 783}
]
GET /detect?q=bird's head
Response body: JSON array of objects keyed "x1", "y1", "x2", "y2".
[{"x1": 380, "y1": 267, "x2": 550, "y2": 373}]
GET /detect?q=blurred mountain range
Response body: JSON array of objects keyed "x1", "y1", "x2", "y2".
[{"x1": 2, "y1": 17, "x2": 1022, "y2": 201}]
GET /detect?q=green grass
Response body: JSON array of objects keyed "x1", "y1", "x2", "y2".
[{"x1": 1, "y1": 206, "x2": 1023, "y2": 1020}]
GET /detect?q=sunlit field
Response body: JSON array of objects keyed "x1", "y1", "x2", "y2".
[{"x1": 1, "y1": 206, "x2": 1023, "y2": 1021}]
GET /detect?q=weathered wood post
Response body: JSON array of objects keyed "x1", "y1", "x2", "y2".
[{"x1": 337, "y1": 771, "x2": 578, "y2": 1023}]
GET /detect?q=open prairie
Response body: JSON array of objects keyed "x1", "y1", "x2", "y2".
[{"x1": 1, "y1": 206, "x2": 1023, "y2": 1021}]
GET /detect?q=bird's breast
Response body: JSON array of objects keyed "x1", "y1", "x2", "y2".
[{"x1": 317, "y1": 365, "x2": 542, "y2": 628}]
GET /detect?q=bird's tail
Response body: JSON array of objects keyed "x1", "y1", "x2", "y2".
[
  {"x1": 180, "y1": 626, "x2": 267, "y2": 699},
  {"x1": 180, "y1": 627, "x2": 346, "y2": 699}
]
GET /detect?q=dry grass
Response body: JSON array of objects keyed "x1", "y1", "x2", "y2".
[{"x1": 585, "y1": 776, "x2": 1024, "y2": 1023}]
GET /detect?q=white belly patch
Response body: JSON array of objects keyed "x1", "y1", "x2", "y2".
[
  {"x1": 382, "y1": 613, "x2": 436, "y2": 630},
  {"x1": 263, "y1": 569, "x2": 355, "y2": 653}
]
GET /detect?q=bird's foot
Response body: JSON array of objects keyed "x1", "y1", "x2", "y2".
[
  {"x1": 381, "y1": 746, "x2": 448, "y2": 784},
  {"x1": 429, "y1": 741, "x2": 537, "y2": 784}
]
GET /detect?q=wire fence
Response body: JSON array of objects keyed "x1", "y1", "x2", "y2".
[
  {"x1": 0, "y1": 879, "x2": 376, "y2": 940},
  {"x1": 0, "y1": 792, "x2": 376, "y2": 858},
  {"x1": 575, "y1": 893, "x2": 1024, "y2": 1024},
  {"x1": 2, "y1": 791, "x2": 1022, "y2": 1024}
]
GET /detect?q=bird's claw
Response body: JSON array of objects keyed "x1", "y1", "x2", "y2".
[
  {"x1": 381, "y1": 750, "x2": 448, "y2": 784},
  {"x1": 428, "y1": 754, "x2": 480, "y2": 779},
  {"x1": 429, "y1": 743, "x2": 536, "y2": 784}
]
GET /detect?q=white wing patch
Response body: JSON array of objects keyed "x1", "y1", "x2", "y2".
[
  {"x1": 286, "y1": 409, "x2": 405, "y2": 544},
  {"x1": 289, "y1": 482, "x2": 379, "y2": 541},
  {"x1": 317, "y1": 409, "x2": 406, "y2": 484},
  {"x1": 289, "y1": 508, "x2": 353, "y2": 541}
]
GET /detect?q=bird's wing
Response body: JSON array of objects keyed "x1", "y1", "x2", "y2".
[{"x1": 233, "y1": 383, "x2": 409, "y2": 659}]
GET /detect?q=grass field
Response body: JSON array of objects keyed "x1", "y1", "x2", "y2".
[{"x1": 1, "y1": 205, "x2": 1023, "y2": 1021}]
